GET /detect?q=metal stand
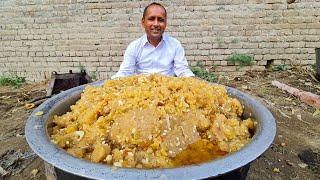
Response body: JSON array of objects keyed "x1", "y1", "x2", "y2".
[
  {"x1": 45, "y1": 162, "x2": 91, "y2": 180},
  {"x1": 46, "y1": 70, "x2": 92, "y2": 96},
  {"x1": 205, "y1": 163, "x2": 250, "y2": 180},
  {"x1": 45, "y1": 162, "x2": 250, "y2": 180}
]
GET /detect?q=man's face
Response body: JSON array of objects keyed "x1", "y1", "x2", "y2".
[{"x1": 141, "y1": 5, "x2": 167, "y2": 40}]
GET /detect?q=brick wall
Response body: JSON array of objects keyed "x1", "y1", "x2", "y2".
[{"x1": 0, "y1": 0, "x2": 319, "y2": 81}]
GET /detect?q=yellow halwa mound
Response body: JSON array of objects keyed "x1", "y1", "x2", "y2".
[{"x1": 50, "y1": 74, "x2": 256, "y2": 168}]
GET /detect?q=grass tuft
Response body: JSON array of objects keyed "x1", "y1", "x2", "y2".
[
  {"x1": 0, "y1": 75, "x2": 26, "y2": 88},
  {"x1": 272, "y1": 64, "x2": 292, "y2": 71},
  {"x1": 227, "y1": 53, "x2": 253, "y2": 66},
  {"x1": 191, "y1": 61, "x2": 217, "y2": 82}
]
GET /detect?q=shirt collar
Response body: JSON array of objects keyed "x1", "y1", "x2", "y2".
[{"x1": 142, "y1": 33, "x2": 167, "y2": 47}]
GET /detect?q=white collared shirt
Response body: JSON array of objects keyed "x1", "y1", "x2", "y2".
[{"x1": 111, "y1": 33, "x2": 194, "y2": 79}]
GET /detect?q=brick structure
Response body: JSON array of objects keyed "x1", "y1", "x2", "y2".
[{"x1": 0, "y1": 0, "x2": 319, "y2": 81}]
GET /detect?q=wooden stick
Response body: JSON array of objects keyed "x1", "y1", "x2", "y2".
[{"x1": 271, "y1": 80, "x2": 320, "y2": 108}]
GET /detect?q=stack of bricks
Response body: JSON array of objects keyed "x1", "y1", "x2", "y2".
[{"x1": 0, "y1": 0, "x2": 319, "y2": 81}]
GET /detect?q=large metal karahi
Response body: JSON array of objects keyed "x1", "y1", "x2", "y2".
[{"x1": 25, "y1": 80, "x2": 276, "y2": 179}]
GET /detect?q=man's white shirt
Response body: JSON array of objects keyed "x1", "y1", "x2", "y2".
[{"x1": 111, "y1": 33, "x2": 194, "y2": 79}]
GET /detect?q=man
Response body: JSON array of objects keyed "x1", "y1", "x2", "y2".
[{"x1": 111, "y1": 2, "x2": 194, "y2": 79}]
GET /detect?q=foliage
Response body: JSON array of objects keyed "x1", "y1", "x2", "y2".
[
  {"x1": 272, "y1": 64, "x2": 292, "y2": 71},
  {"x1": 78, "y1": 63, "x2": 98, "y2": 81},
  {"x1": 90, "y1": 71, "x2": 98, "y2": 81},
  {"x1": 211, "y1": 64, "x2": 218, "y2": 70},
  {"x1": 310, "y1": 63, "x2": 317, "y2": 71},
  {"x1": 196, "y1": 61, "x2": 204, "y2": 67},
  {"x1": 191, "y1": 61, "x2": 217, "y2": 82},
  {"x1": 227, "y1": 53, "x2": 253, "y2": 66},
  {"x1": 78, "y1": 63, "x2": 86, "y2": 71},
  {"x1": 0, "y1": 75, "x2": 26, "y2": 87}
]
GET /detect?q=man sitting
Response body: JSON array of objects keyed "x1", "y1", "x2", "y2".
[{"x1": 111, "y1": 2, "x2": 194, "y2": 79}]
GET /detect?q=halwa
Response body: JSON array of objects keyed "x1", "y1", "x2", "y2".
[{"x1": 50, "y1": 74, "x2": 256, "y2": 168}]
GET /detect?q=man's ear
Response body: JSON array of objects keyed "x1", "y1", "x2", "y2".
[{"x1": 141, "y1": 18, "x2": 145, "y2": 28}]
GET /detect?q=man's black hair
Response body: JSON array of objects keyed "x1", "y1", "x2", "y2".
[{"x1": 142, "y1": 2, "x2": 167, "y2": 19}]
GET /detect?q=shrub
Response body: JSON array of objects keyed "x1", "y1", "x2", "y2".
[
  {"x1": 310, "y1": 63, "x2": 317, "y2": 71},
  {"x1": 227, "y1": 53, "x2": 253, "y2": 66},
  {"x1": 90, "y1": 71, "x2": 98, "y2": 81},
  {"x1": 78, "y1": 63, "x2": 86, "y2": 71},
  {"x1": 272, "y1": 64, "x2": 292, "y2": 71},
  {"x1": 191, "y1": 61, "x2": 217, "y2": 82},
  {"x1": 0, "y1": 75, "x2": 26, "y2": 87}
]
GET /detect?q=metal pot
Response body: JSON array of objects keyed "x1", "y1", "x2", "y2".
[{"x1": 25, "y1": 80, "x2": 276, "y2": 179}]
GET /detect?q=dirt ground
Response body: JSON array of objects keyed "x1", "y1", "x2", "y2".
[{"x1": 0, "y1": 67, "x2": 319, "y2": 180}]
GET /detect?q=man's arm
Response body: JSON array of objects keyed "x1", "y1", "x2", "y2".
[
  {"x1": 111, "y1": 44, "x2": 137, "y2": 79},
  {"x1": 173, "y1": 43, "x2": 194, "y2": 77}
]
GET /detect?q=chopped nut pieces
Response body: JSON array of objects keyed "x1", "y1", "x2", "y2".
[{"x1": 75, "y1": 131, "x2": 85, "y2": 141}]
